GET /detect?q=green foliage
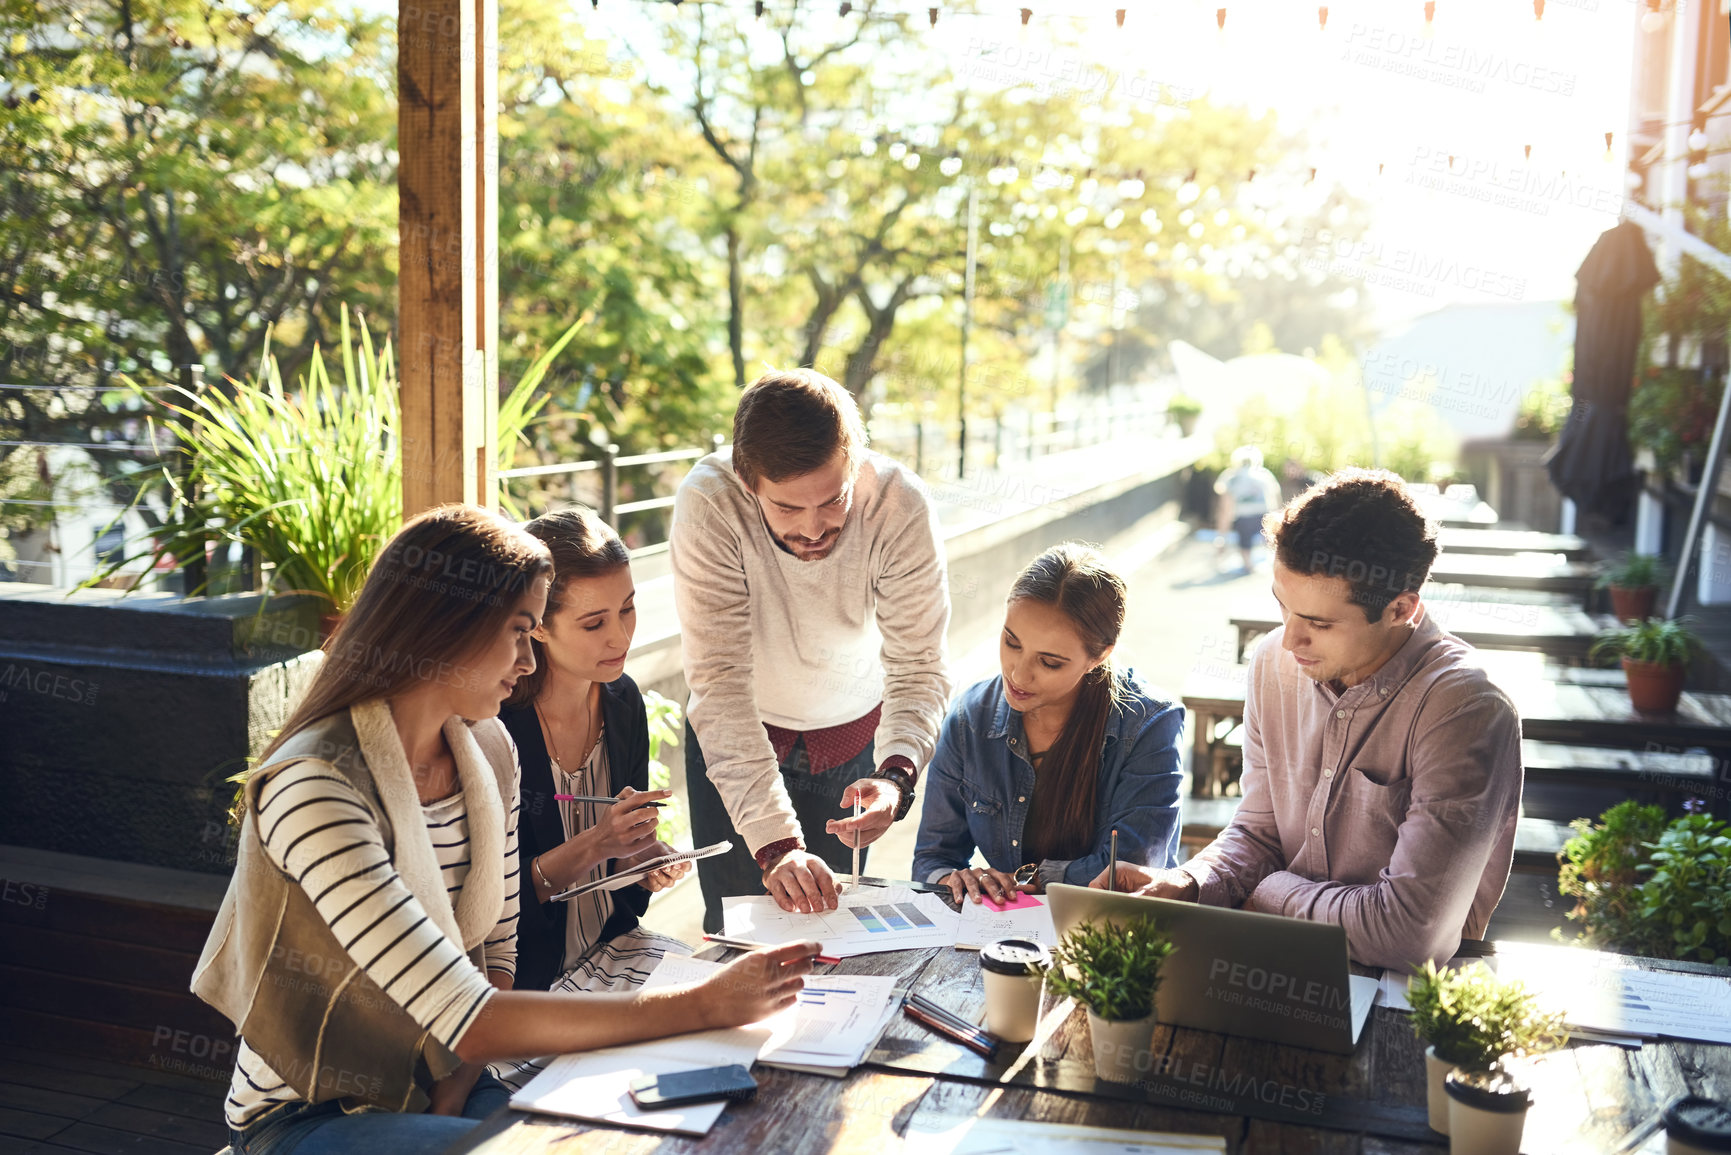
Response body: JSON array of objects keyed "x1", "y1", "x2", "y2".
[
  {"x1": 1590, "y1": 618, "x2": 1700, "y2": 669},
  {"x1": 1044, "y1": 918, "x2": 1174, "y2": 1023},
  {"x1": 1595, "y1": 552, "x2": 1669, "y2": 592},
  {"x1": 1629, "y1": 367, "x2": 1725, "y2": 473},
  {"x1": 1556, "y1": 801, "x2": 1671, "y2": 958},
  {"x1": 1557, "y1": 802, "x2": 1731, "y2": 965},
  {"x1": 1406, "y1": 961, "x2": 1566, "y2": 1071},
  {"x1": 1512, "y1": 373, "x2": 1572, "y2": 442},
  {"x1": 642, "y1": 689, "x2": 691, "y2": 849},
  {"x1": 1166, "y1": 394, "x2": 1204, "y2": 419}
]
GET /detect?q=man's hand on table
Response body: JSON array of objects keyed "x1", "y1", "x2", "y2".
[
  {"x1": 1088, "y1": 863, "x2": 1200, "y2": 902},
  {"x1": 762, "y1": 848, "x2": 841, "y2": 914}
]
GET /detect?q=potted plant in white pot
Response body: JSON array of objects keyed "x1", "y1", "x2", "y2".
[
  {"x1": 1043, "y1": 917, "x2": 1173, "y2": 1083},
  {"x1": 1407, "y1": 961, "x2": 1566, "y2": 1141},
  {"x1": 1590, "y1": 617, "x2": 1701, "y2": 716},
  {"x1": 1595, "y1": 552, "x2": 1669, "y2": 623}
]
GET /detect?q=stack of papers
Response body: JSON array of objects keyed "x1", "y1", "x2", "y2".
[
  {"x1": 1494, "y1": 942, "x2": 1731, "y2": 1046},
  {"x1": 644, "y1": 955, "x2": 900, "y2": 1076},
  {"x1": 550, "y1": 841, "x2": 731, "y2": 901},
  {"x1": 954, "y1": 891, "x2": 1058, "y2": 951},
  {"x1": 722, "y1": 883, "x2": 958, "y2": 958}
]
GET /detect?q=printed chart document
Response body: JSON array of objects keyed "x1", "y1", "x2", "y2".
[
  {"x1": 954, "y1": 891, "x2": 1057, "y2": 951},
  {"x1": 1494, "y1": 942, "x2": 1731, "y2": 1045},
  {"x1": 904, "y1": 1116, "x2": 1226, "y2": 1153},
  {"x1": 550, "y1": 841, "x2": 731, "y2": 901},
  {"x1": 722, "y1": 883, "x2": 958, "y2": 958},
  {"x1": 644, "y1": 955, "x2": 899, "y2": 1076}
]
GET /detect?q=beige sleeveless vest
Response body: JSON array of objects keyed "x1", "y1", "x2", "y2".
[{"x1": 191, "y1": 699, "x2": 517, "y2": 1113}]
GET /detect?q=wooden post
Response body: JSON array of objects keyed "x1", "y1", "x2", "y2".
[{"x1": 398, "y1": 0, "x2": 498, "y2": 517}]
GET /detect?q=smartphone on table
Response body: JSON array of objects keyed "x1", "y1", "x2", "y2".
[{"x1": 626, "y1": 1064, "x2": 758, "y2": 1109}]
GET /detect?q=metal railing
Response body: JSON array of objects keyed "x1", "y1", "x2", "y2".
[{"x1": 498, "y1": 434, "x2": 727, "y2": 534}]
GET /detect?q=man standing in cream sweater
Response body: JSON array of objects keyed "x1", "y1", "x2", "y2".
[{"x1": 671, "y1": 369, "x2": 952, "y2": 934}]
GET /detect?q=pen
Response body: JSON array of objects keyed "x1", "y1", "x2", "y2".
[
  {"x1": 851, "y1": 794, "x2": 861, "y2": 891},
  {"x1": 701, "y1": 935, "x2": 841, "y2": 965},
  {"x1": 903, "y1": 1003, "x2": 999, "y2": 1059},
  {"x1": 553, "y1": 793, "x2": 664, "y2": 808},
  {"x1": 1108, "y1": 827, "x2": 1118, "y2": 893}
]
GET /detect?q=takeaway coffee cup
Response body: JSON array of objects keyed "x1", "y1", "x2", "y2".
[
  {"x1": 1665, "y1": 1096, "x2": 1731, "y2": 1155},
  {"x1": 980, "y1": 938, "x2": 1051, "y2": 1044}
]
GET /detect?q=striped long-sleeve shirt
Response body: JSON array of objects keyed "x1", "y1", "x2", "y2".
[{"x1": 224, "y1": 761, "x2": 520, "y2": 1130}]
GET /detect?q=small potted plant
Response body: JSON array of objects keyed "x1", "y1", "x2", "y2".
[
  {"x1": 1044, "y1": 917, "x2": 1174, "y2": 1083},
  {"x1": 1590, "y1": 617, "x2": 1700, "y2": 715},
  {"x1": 1595, "y1": 552, "x2": 1669, "y2": 623},
  {"x1": 1167, "y1": 394, "x2": 1203, "y2": 437},
  {"x1": 1406, "y1": 961, "x2": 1566, "y2": 1138}
]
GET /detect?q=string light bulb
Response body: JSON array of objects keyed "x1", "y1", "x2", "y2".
[
  {"x1": 1605, "y1": 130, "x2": 1614, "y2": 157},
  {"x1": 1640, "y1": 0, "x2": 1666, "y2": 32},
  {"x1": 1318, "y1": 6, "x2": 1328, "y2": 30},
  {"x1": 1377, "y1": 162, "x2": 1385, "y2": 176},
  {"x1": 1689, "y1": 127, "x2": 1709, "y2": 152}
]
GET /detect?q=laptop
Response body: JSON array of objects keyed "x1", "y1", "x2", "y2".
[{"x1": 1047, "y1": 884, "x2": 1379, "y2": 1055}]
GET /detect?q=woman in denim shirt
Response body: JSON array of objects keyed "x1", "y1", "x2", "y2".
[{"x1": 913, "y1": 542, "x2": 1184, "y2": 904}]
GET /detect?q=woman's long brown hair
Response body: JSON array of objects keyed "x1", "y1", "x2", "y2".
[
  {"x1": 1012, "y1": 542, "x2": 1129, "y2": 860},
  {"x1": 505, "y1": 507, "x2": 631, "y2": 709},
  {"x1": 258, "y1": 504, "x2": 553, "y2": 765}
]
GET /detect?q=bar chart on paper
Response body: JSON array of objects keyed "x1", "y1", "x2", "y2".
[{"x1": 722, "y1": 884, "x2": 958, "y2": 958}]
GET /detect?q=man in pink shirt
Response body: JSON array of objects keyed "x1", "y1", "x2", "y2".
[{"x1": 1096, "y1": 470, "x2": 1522, "y2": 970}]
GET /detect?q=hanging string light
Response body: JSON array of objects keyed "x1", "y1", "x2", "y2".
[
  {"x1": 1115, "y1": 8, "x2": 1126, "y2": 26},
  {"x1": 928, "y1": 6, "x2": 938, "y2": 27},
  {"x1": 1216, "y1": 8, "x2": 1227, "y2": 30},
  {"x1": 1605, "y1": 130, "x2": 1614, "y2": 158},
  {"x1": 1524, "y1": 144, "x2": 1532, "y2": 160},
  {"x1": 755, "y1": 1, "x2": 764, "y2": 16},
  {"x1": 1377, "y1": 162, "x2": 1385, "y2": 176},
  {"x1": 1318, "y1": 6, "x2": 1328, "y2": 30},
  {"x1": 1019, "y1": 7, "x2": 1031, "y2": 24},
  {"x1": 839, "y1": 1, "x2": 851, "y2": 13},
  {"x1": 1533, "y1": 0, "x2": 1545, "y2": 18}
]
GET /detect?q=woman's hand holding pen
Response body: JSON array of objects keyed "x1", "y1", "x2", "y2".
[{"x1": 536, "y1": 787, "x2": 671, "y2": 898}]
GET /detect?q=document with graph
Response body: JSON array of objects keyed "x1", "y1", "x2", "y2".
[
  {"x1": 954, "y1": 890, "x2": 1058, "y2": 951},
  {"x1": 721, "y1": 883, "x2": 959, "y2": 958}
]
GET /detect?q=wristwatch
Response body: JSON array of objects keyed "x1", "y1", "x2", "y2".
[{"x1": 871, "y1": 757, "x2": 917, "y2": 822}]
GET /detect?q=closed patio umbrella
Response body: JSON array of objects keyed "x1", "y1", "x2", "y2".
[{"x1": 1545, "y1": 219, "x2": 1660, "y2": 521}]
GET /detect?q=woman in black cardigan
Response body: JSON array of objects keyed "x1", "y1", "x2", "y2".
[{"x1": 490, "y1": 509, "x2": 692, "y2": 1089}]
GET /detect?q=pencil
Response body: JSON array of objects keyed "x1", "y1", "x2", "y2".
[
  {"x1": 702, "y1": 935, "x2": 841, "y2": 965},
  {"x1": 1108, "y1": 828, "x2": 1118, "y2": 893},
  {"x1": 553, "y1": 793, "x2": 664, "y2": 808}
]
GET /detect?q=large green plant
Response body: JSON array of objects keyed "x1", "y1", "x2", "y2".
[
  {"x1": 1557, "y1": 802, "x2": 1731, "y2": 965},
  {"x1": 1595, "y1": 552, "x2": 1668, "y2": 592},
  {"x1": 1590, "y1": 618, "x2": 1700, "y2": 668},
  {"x1": 92, "y1": 307, "x2": 582, "y2": 612},
  {"x1": 1407, "y1": 961, "x2": 1565, "y2": 1071},
  {"x1": 1044, "y1": 918, "x2": 1174, "y2": 1022},
  {"x1": 1629, "y1": 367, "x2": 1725, "y2": 473}
]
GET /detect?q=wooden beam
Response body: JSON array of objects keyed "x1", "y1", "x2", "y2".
[{"x1": 398, "y1": 0, "x2": 498, "y2": 516}]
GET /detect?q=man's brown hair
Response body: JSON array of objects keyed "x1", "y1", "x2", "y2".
[
  {"x1": 1268, "y1": 468, "x2": 1438, "y2": 622},
  {"x1": 731, "y1": 368, "x2": 868, "y2": 490}
]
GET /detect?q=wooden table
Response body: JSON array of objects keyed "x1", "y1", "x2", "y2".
[
  {"x1": 1228, "y1": 596, "x2": 1607, "y2": 664},
  {"x1": 449, "y1": 942, "x2": 1731, "y2": 1154},
  {"x1": 1411, "y1": 489, "x2": 1499, "y2": 527},
  {"x1": 1435, "y1": 528, "x2": 1592, "y2": 560},
  {"x1": 1427, "y1": 554, "x2": 1599, "y2": 600}
]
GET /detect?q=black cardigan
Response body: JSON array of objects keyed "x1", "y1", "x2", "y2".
[{"x1": 501, "y1": 674, "x2": 653, "y2": 993}]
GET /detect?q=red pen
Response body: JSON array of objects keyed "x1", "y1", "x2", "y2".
[{"x1": 703, "y1": 935, "x2": 840, "y2": 965}]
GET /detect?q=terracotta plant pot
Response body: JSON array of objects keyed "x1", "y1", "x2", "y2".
[
  {"x1": 1086, "y1": 1009, "x2": 1155, "y2": 1083},
  {"x1": 1623, "y1": 657, "x2": 1686, "y2": 715},
  {"x1": 1608, "y1": 584, "x2": 1658, "y2": 623}
]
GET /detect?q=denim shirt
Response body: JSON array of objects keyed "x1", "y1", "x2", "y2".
[{"x1": 912, "y1": 668, "x2": 1185, "y2": 889}]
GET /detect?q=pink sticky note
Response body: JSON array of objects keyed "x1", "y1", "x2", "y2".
[{"x1": 983, "y1": 892, "x2": 1044, "y2": 912}]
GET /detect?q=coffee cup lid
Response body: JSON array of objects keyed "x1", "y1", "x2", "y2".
[
  {"x1": 1443, "y1": 1068, "x2": 1530, "y2": 1114},
  {"x1": 1665, "y1": 1097, "x2": 1731, "y2": 1150},
  {"x1": 980, "y1": 938, "x2": 1052, "y2": 975}
]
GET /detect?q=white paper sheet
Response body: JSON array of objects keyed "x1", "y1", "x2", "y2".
[
  {"x1": 954, "y1": 892, "x2": 1058, "y2": 951},
  {"x1": 722, "y1": 884, "x2": 959, "y2": 958},
  {"x1": 904, "y1": 1116, "x2": 1226, "y2": 1153},
  {"x1": 644, "y1": 955, "x2": 899, "y2": 1074},
  {"x1": 1492, "y1": 942, "x2": 1731, "y2": 1046}
]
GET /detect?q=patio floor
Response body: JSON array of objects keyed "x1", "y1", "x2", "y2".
[{"x1": 0, "y1": 1045, "x2": 227, "y2": 1155}]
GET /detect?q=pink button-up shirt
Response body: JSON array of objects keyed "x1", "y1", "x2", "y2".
[{"x1": 1180, "y1": 609, "x2": 1522, "y2": 970}]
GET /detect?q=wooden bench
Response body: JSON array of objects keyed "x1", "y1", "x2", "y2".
[
  {"x1": 1435, "y1": 527, "x2": 1591, "y2": 559},
  {"x1": 1178, "y1": 795, "x2": 1574, "y2": 873},
  {"x1": 1427, "y1": 554, "x2": 1599, "y2": 601},
  {"x1": 0, "y1": 845, "x2": 234, "y2": 1078},
  {"x1": 1228, "y1": 596, "x2": 1609, "y2": 664}
]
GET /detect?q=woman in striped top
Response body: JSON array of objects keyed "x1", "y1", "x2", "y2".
[
  {"x1": 491, "y1": 509, "x2": 694, "y2": 1091},
  {"x1": 192, "y1": 506, "x2": 818, "y2": 1155}
]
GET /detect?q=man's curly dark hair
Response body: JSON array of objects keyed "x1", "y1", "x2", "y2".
[{"x1": 1266, "y1": 469, "x2": 1438, "y2": 622}]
